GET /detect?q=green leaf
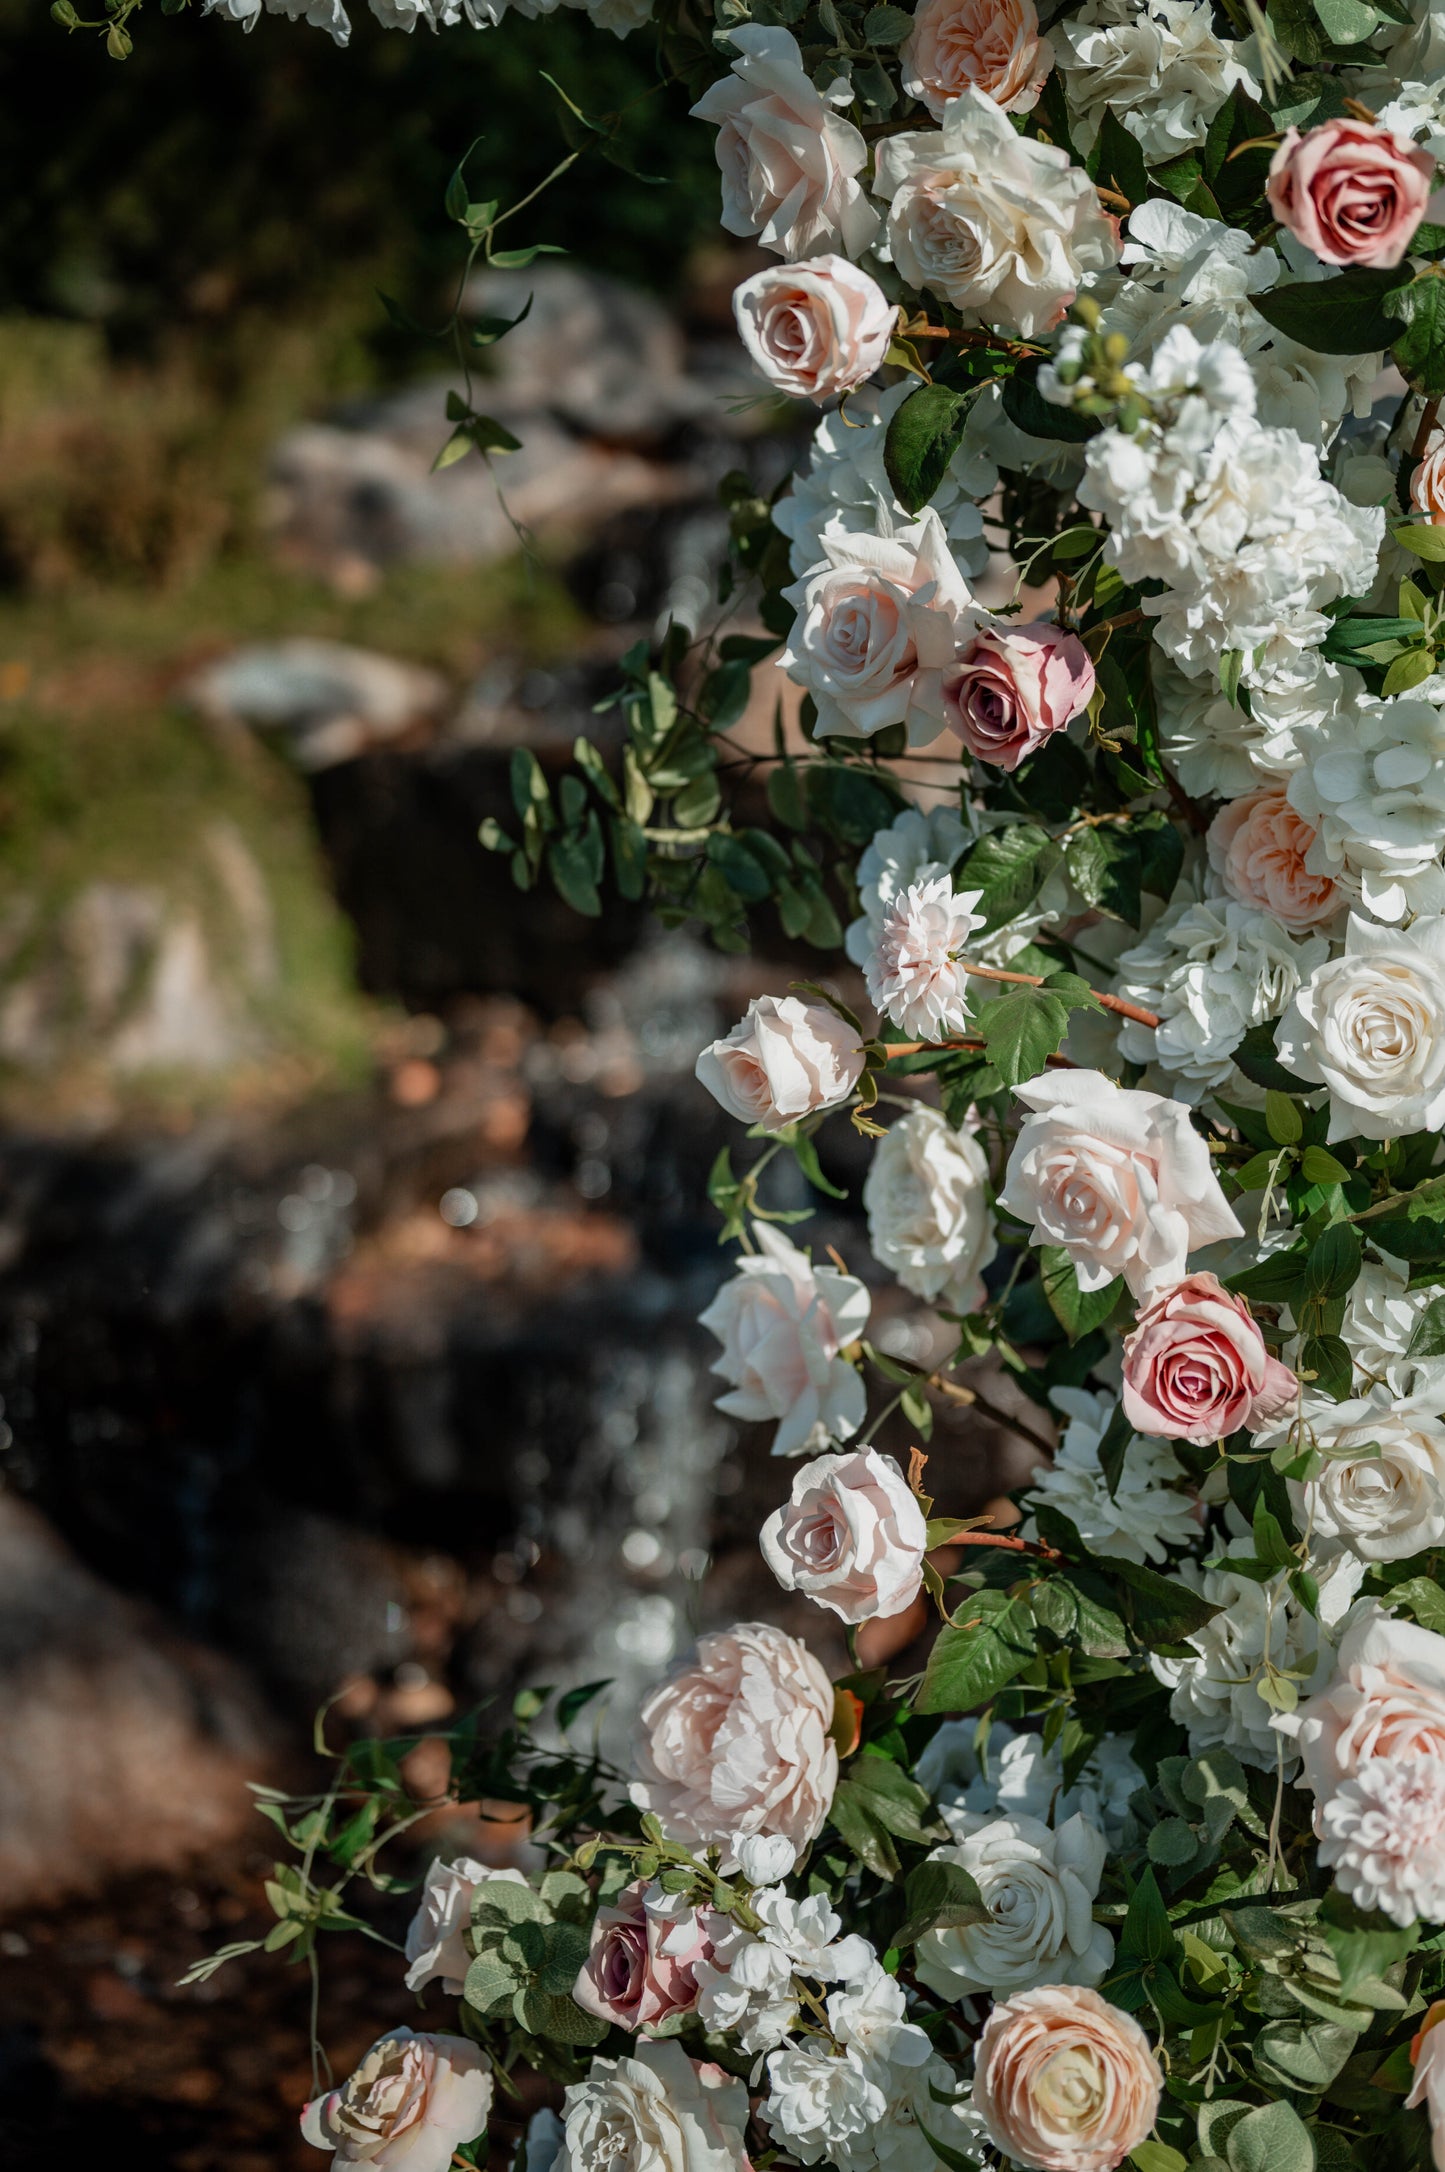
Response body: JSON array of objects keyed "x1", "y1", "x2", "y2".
[
  {"x1": 1066, "y1": 825, "x2": 1143, "y2": 925},
  {"x1": 790, "y1": 1129, "x2": 847, "y2": 1200},
  {"x1": 1090, "y1": 105, "x2": 1149, "y2": 209},
  {"x1": 1382, "y1": 645, "x2": 1435, "y2": 695},
  {"x1": 512, "y1": 1985, "x2": 607, "y2": 2044},
  {"x1": 1301, "y1": 1333, "x2": 1353, "y2": 1400},
  {"x1": 556, "y1": 1678, "x2": 611, "y2": 1731},
  {"x1": 1312, "y1": 0, "x2": 1379, "y2": 39},
  {"x1": 1253, "y1": 2016, "x2": 1358, "y2": 2093},
  {"x1": 957, "y1": 824, "x2": 1060, "y2": 931},
  {"x1": 917, "y1": 1593, "x2": 1038, "y2": 1714},
  {"x1": 1251, "y1": 267, "x2": 1407, "y2": 354},
  {"x1": 1301, "y1": 1144, "x2": 1350, "y2": 1186},
  {"x1": 1227, "y1": 1245, "x2": 1308, "y2": 1303},
  {"x1": 1039, "y1": 1247, "x2": 1124, "y2": 1343},
  {"x1": 1392, "y1": 272, "x2": 1445, "y2": 396},
  {"x1": 883, "y1": 384, "x2": 973, "y2": 515},
  {"x1": 1119, "y1": 1867, "x2": 1178, "y2": 1965},
  {"x1": 971, "y1": 985, "x2": 1072, "y2": 1086},
  {"x1": 1265, "y1": 1089, "x2": 1304, "y2": 1145},
  {"x1": 1105, "y1": 1554, "x2": 1223, "y2": 1645},
  {"x1": 463, "y1": 1950, "x2": 521, "y2": 2016},
  {"x1": 1394, "y1": 520, "x2": 1445, "y2": 563},
  {"x1": 863, "y1": 1, "x2": 912, "y2": 39},
  {"x1": 894, "y1": 1859, "x2": 989, "y2": 1946},
  {"x1": 1147, "y1": 1816, "x2": 1199, "y2": 1867},
  {"x1": 1381, "y1": 1574, "x2": 1445, "y2": 1634},
  {"x1": 1224, "y1": 2099, "x2": 1316, "y2": 2172},
  {"x1": 1320, "y1": 1889, "x2": 1419, "y2": 1995},
  {"x1": 547, "y1": 828, "x2": 603, "y2": 918},
  {"x1": 1307, "y1": 1221, "x2": 1361, "y2": 1299},
  {"x1": 1001, "y1": 367, "x2": 1101, "y2": 443},
  {"x1": 829, "y1": 1752, "x2": 937, "y2": 1878},
  {"x1": 1096, "y1": 1397, "x2": 1134, "y2": 1499}
]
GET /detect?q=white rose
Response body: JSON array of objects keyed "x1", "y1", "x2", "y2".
[
  {"x1": 302, "y1": 2030, "x2": 492, "y2": 2172},
  {"x1": 403, "y1": 1857, "x2": 528, "y2": 1995},
  {"x1": 1276, "y1": 1387, "x2": 1445, "y2": 1563},
  {"x1": 873, "y1": 88, "x2": 1119, "y2": 339},
  {"x1": 690, "y1": 26, "x2": 881, "y2": 261},
  {"x1": 997, "y1": 1068, "x2": 1242, "y2": 1298},
  {"x1": 735, "y1": 1833, "x2": 798, "y2": 1886},
  {"x1": 630, "y1": 1619, "x2": 839, "y2": 1863},
  {"x1": 760, "y1": 1444, "x2": 929, "y2": 1623},
  {"x1": 698, "y1": 1222, "x2": 869, "y2": 1457},
  {"x1": 695, "y1": 994, "x2": 863, "y2": 1131},
  {"x1": 918, "y1": 1714, "x2": 1146, "y2": 1846},
  {"x1": 780, "y1": 511, "x2": 979, "y2": 746},
  {"x1": 734, "y1": 257, "x2": 895, "y2": 400},
  {"x1": 1275, "y1": 911, "x2": 1445, "y2": 1142},
  {"x1": 863, "y1": 874, "x2": 985, "y2": 1043},
  {"x1": 914, "y1": 1813, "x2": 1114, "y2": 2001},
  {"x1": 864, "y1": 1104, "x2": 998, "y2": 1311},
  {"x1": 556, "y1": 2041, "x2": 751, "y2": 2172}
]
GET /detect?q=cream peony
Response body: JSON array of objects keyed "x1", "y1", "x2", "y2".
[
  {"x1": 690, "y1": 27, "x2": 881, "y2": 261},
  {"x1": 1282, "y1": 1387, "x2": 1445, "y2": 1563},
  {"x1": 1207, "y1": 788, "x2": 1338, "y2": 930},
  {"x1": 863, "y1": 1103, "x2": 998, "y2": 1311},
  {"x1": 695, "y1": 994, "x2": 863, "y2": 1132},
  {"x1": 403, "y1": 1858, "x2": 527, "y2": 1996},
  {"x1": 973, "y1": 1984, "x2": 1163, "y2": 2172},
  {"x1": 997, "y1": 1069, "x2": 1242, "y2": 1298},
  {"x1": 1414, "y1": 433, "x2": 1445, "y2": 524},
  {"x1": 733, "y1": 257, "x2": 895, "y2": 401},
  {"x1": 698, "y1": 1222, "x2": 869, "y2": 1457},
  {"x1": 760, "y1": 1444, "x2": 928, "y2": 1623},
  {"x1": 1319, "y1": 1753, "x2": 1445, "y2": 1927},
  {"x1": 1275, "y1": 912, "x2": 1445, "y2": 1143},
  {"x1": 914, "y1": 1813, "x2": 1114, "y2": 2001},
  {"x1": 900, "y1": 0, "x2": 1052, "y2": 119},
  {"x1": 301, "y1": 2030, "x2": 492, "y2": 2172},
  {"x1": 630, "y1": 1619, "x2": 839, "y2": 1863},
  {"x1": 1281, "y1": 1602, "x2": 1445, "y2": 1812},
  {"x1": 555, "y1": 2042, "x2": 751, "y2": 2172},
  {"x1": 863, "y1": 873, "x2": 985, "y2": 1043},
  {"x1": 873, "y1": 88, "x2": 1119, "y2": 339}
]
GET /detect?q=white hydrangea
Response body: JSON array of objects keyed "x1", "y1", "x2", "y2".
[
  {"x1": 916, "y1": 1716, "x2": 1145, "y2": 1845},
  {"x1": 914, "y1": 1813, "x2": 1114, "y2": 2000},
  {"x1": 1319, "y1": 1753, "x2": 1445, "y2": 1927},
  {"x1": 1285, "y1": 683, "x2": 1445, "y2": 925},
  {"x1": 1020, "y1": 1386, "x2": 1200, "y2": 1565},
  {"x1": 764, "y1": 2042, "x2": 886, "y2": 2166},
  {"x1": 1288, "y1": 1248, "x2": 1445, "y2": 1399},
  {"x1": 864, "y1": 874, "x2": 984, "y2": 1041},
  {"x1": 1112, "y1": 895, "x2": 1329, "y2": 1101},
  {"x1": 1054, "y1": 0, "x2": 1255, "y2": 164},
  {"x1": 1156, "y1": 651, "x2": 1361, "y2": 799},
  {"x1": 863, "y1": 1105, "x2": 998, "y2": 1312},
  {"x1": 774, "y1": 382, "x2": 995, "y2": 583}
]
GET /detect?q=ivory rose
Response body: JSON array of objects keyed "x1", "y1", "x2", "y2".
[
  {"x1": 1408, "y1": 2004, "x2": 1445, "y2": 2172},
  {"x1": 863, "y1": 1102, "x2": 998, "y2": 1310},
  {"x1": 1206, "y1": 788, "x2": 1338, "y2": 930},
  {"x1": 1275, "y1": 912, "x2": 1445, "y2": 1143},
  {"x1": 914, "y1": 1813, "x2": 1114, "y2": 2000},
  {"x1": 943, "y1": 620, "x2": 1096, "y2": 770},
  {"x1": 556, "y1": 2041, "x2": 752, "y2": 2172},
  {"x1": 997, "y1": 1070, "x2": 1243, "y2": 1298},
  {"x1": 873, "y1": 88, "x2": 1120, "y2": 338},
  {"x1": 690, "y1": 26, "x2": 881, "y2": 260},
  {"x1": 630, "y1": 1619, "x2": 839, "y2": 1862},
  {"x1": 973, "y1": 1984, "x2": 1164, "y2": 2172},
  {"x1": 900, "y1": 0, "x2": 1052, "y2": 119},
  {"x1": 1280, "y1": 1602, "x2": 1445, "y2": 1814},
  {"x1": 733, "y1": 257, "x2": 894, "y2": 400},
  {"x1": 1121, "y1": 1272, "x2": 1297, "y2": 1444},
  {"x1": 301, "y1": 2029, "x2": 492, "y2": 2172},
  {"x1": 404, "y1": 1857, "x2": 527, "y2": 1995},
  {"x1": 1266, "y1": 116, "x2": 1434, "y2": 269},
  {"x1": 574, "y1": 1880, "x2": 714, "y2": 2032},
  {"x1": 695, "y1": 994, "x2": 863, "y2": 1131},
  {"x1": 760, "y1": 1444, "x2": 928, "y2": 1623},
  {"x1": 780, "y1": 509, "x2": 979, "y2": 745},
  {"x1": 699, "y1": 1221, "x2": 869, "y2": 1457},
  {"x1": 1414, "y1": 434, "x2": 1445, "y2": 524},
  {"x1": 1282, "y1": 1388, "x2": 1445, "y2": 1563}
]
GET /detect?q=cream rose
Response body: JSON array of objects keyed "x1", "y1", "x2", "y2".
[
  {"x1": 1121, "y1": 1271, "x2": 1298, "y2": 1445},
  {"x1": 973, "y1": 1984, "x2": 1164, "y2": 2172},
  {"x1": 1206, "y1": 788, "x2": 1338, "y2": 931},
  {"x1": 900, "y1": 0, "x2": 1052, "y2": 119},
  {"x1": 301, "y1": 2030, "x2": 492, "y2": 2172},
  {"x1": 997, "y1": 1069, "x2": 1242, "y2": 1298},
  {"x1": 695, "y1": 994, "x2": 863, "y2": 1132},
  {"x1": 914, "y1": 1813, "x2": 1114, "y2": 2001},
  {"x1": 698, "y1": 1221, "x2": 869, "y2": 1458},
  {"x1": 1275, "y1": 912, "x2": 1445, "y2": 1143},
  {"x1": 404, "y1": 1858, "x2": 528, "y2": 1996},
  {"x1": 1281, "y1": 1602, "x2": 1445, "y2": 1815},
  {"x1": 863, "y1": 1102, "x2": 998, "y2": 1310},
  {"x1": 690, "y1": 26, "x2": 881, "y2": 261},
  {"x1": 873, "y1": 88, "x2": 1119, "y2": 339},
  {"x1": 556, "y1": 2041, "x2": 752, "y2": 2172},
  {"x1": 733, "y1": 257, "x2": 895, "y2": 400},
  {"x1": 1283, "y1": 1388, "x2": 1445, "y2": 1563},
  {"x1": 760, "y1": 1443, "x2": 928, "y2": 1623},
  {"x1": 630, "y1": 1619, "x2": 839, "y2": 1863}
]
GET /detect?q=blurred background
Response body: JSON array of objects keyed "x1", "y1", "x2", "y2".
[{"x1": 0, "y1": 9, "x2": 1039, "y2": 2163}]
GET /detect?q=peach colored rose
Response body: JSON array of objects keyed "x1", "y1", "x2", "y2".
[
  {"x1": 1279, "y1": 1602, "x2": 1445, "y2": 1816},
  {"x1": 1121, "y1": 1272, "x2": 1299, "y2": 1445},
  {"x1": 574, "y1": 1880, "x2": 715, "y2": 2033},
  {"x1": 901, "y1": 0, "x2": 1053, "y2": 120},
  {"x1": 760, "y1": 1444, "x2": 928, "y2": 1624},
  {"x1": 1414, "y1": 435, "x2": 1445, "y2": 525},
  {"x1": 1266, "y1": 117, "x2": 1434, "y2": 270},
  {"x1": 1407, "y1": 2001, "x2": 1445, "y2": 2172},
  {"x1": 943, "y1": 620, "x2": 1095, "y2": 771},
  {"x1": 695, "y1": 994, "x2": 863, "y2": 1132},
  {"x1": 1207, "y1": 789, "x2": 1339, "y2": 931},
  {"x1": 629, "y1": 1619, "x2": 838, "y2": 1867},
  {"x1": 301, "y1": 2029, "x2": 491, "y2": 2172},
  {"x1": 973, "y1": 1984, "x2": 1163, "y2": 2172},
  {"x1": 733, "y1": 257, "x2": 895, "y2": 400}
]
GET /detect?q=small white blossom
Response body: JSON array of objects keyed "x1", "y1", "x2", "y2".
[{"x1": 1021, "y1": 1386, "x2": 1200, "y2": 1566}]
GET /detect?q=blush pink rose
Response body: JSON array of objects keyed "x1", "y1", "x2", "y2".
[
  {"x1": 574, "y1": 1879, "x2": 715, "y2": 2033},
  {"x1": 973, "y1": 1984, "x2": 1163, "y2": 2172},
  {"x1": 301, "y1": 2029, "x2": 491, "y2": 2172},
  {"x1": 901, "y1": 0, "x2": 1053, "y2": 120},
  {"x1": 942, "y1": 621, "x2": 1095, "y2": 771},
  {"x1": 733, "y1": 257, "x2": 895, "y2": 401},
  {"x1": 1207, "y1": 789, "x2": 1338, "y2": 931},
  {"x1": 695, "y1": 994, "x2": 864, "y2": 1132},
  {"x1": 1266, "y1": 117, "x2": 1434, "y2": 269},
  {"x1": 1414, "y1": 435, "x2": 1445, "y2": 525},
  {"x1": 1281, "y1": 1602, "x2": 1445, "y2": 1816},
  {"x1": 1121, "y1": 1272, "x2": 1298, "y2": 1445},
  {"x1": 1408, "y1": 2002, "x2": 1445, "y2": 2171},
  {"x1": 760, "y1": 1444, "x2": 928, "y2": 1624}
]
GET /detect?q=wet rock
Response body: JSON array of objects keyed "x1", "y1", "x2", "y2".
[{"x1": 181, "y1": 638, "x2": 448, "y2": 771}]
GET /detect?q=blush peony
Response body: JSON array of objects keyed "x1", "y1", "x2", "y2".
[
  {"x1": 900, "y1": 0, "x2": 1052, "y2": 119},
  {"x1": 1121, "y1": 1272, "x2": 1297, "y2": 1445},
  {"x1": 301, "y1": 2029, "x2": 492, "y2": 2172},
  {"x1": 1206, "y1": 788, "x2": 1338, "y2": 930},
  {"x1": 863, "y1": 873, "x2": 985, "y2": 1042},
  {"x1": 695, "y1": 993, "x2": 863, "y2": 1132},
  {"x1": 760, "y1": 1443, "x2": 928, "y2": 1623},
  {"x1": 973, "y1": 1983, "x2": 1163, "y2": 2172},
  {"x1": 1319, "y1": 1753, "x2": 1445, "y2": 1927}
]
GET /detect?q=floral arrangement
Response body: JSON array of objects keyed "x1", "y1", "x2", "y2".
[{"x1": 150, "y1": 0, "x2": 1445, "y2": 2164}]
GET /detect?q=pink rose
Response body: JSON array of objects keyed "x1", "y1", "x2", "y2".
[
  {"x1": 760, "y1": 1444, "x2": 928, "y2": 1624},
  {"x1": 901, "y1": 0, "x2": 1052, "y2": 120},
  {"x1": 1121, "y1": 1272, "x2": 1298, "y2": 1445},
  {"x1": 943, "y1": 621, "x2": 1095, "y2": 771},
  {"x1": 574, "y1": 1879, "x2": 715, "y2": 2032},
  {"x1": 1414, "y1": 434, "x2": 1445, "y2": 525},
  {"x1": 1281, "y1": 1602, "x2": 1445, "y2": 1817},
  {"x1": 301, "y1": 2029, "x2": 491, "y2": 2172},
  {"x1": 973, "y1": 1984, "x2": 1163, "y2": 2172},
  {"x1": 1407, "y1": 2002, "x2": 1445, "y2": 2172},
  {"x1": 1207, "y1": 789, "x2": 1338, "y2": 931},
  {"x1": 1266, "y1": 117, "x2": 1434, "y2": 269},
  {"x1": 695, "y1": 994, "x2": 863, "y2": 1132},
  {"x1": 733, "y1": 257, "x2": 895, "y2": 401}
]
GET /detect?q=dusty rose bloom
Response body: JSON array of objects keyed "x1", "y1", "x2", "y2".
[
  {"x1": 901, "y1": 0, "x2": 1052, "y2": 120},
  {"x1": 760, "y1": 1444, "x2": 928, "y2": 1624},
  {"x1": 1266, "y1": 117, "x2": 1434, "y2": 269},
  {"x1": 301, "y1": 2029, "x2": 491, "y2": 2172},
  {"x1": 574, "y1": 1879, "x2": 715, "y2": 2032},
  {"x1": 943, "y1": 620, "x2": 1095, "y2": 771},
  {"x1": 1121, "y1": 1272, "x2": 1299, "y2": 1445},
  {"x1": 1408, "y1": 2002, "x2": 1445, "y2": 2171},
  {"x1": 1207, "y1": 789, "x2": 1338, "y2": 931},
  {"x1": 733, "y1": 257, "x2": 895, "y2": 400},
  {"x1": 1414, "y1": 435, "x2": 1445, "y2": 524},
  {"x1": 973, "y1": 1983, "x2": 1163, "y2": 2172}
]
